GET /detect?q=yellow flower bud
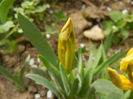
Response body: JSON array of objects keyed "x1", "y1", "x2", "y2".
[{"x1": 58, "y1": 18, "x2": 75, "y2": 72}]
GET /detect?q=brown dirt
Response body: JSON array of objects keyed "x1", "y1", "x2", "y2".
[{"x1": 0, "y1": 0, "x2": 133, "y2": 99}]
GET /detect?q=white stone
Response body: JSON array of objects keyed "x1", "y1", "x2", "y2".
[
  {"x1": 115, "y1": 49, "x2": 120, "y2": 54},
  {"x1": 112, "y1": 25, "x2": 117, "y2": 30},
  {"x1": 83, "y1": 56, "x2": 85, "y2": 61},
  {"x1": 96, "y1": 19, "x2": 101, "y2": 22},
  {"x1": 49, "y1": 10, "x2": 53, "y2": 14},
  {"x1": 83, "y1": 26, "x2": 105, "y2": 41},
  {"x1": 122, "y1": 9, "x2": 128, "y2": 14},
  {"x1": 37, "y1": 58, "x2": 40, "y2": 63},
  {"x1": 46, "y1": 4, "x2": 50, "y2": 8},
  {"x1": 92, "y1": 57, "x2": 95, "y2": 61},
  {"x1": 31, "y1": 64, "x2": 37, "y2": 68},
  {"x1": 46, "y1": 34, "x2": 51, "y2": 39},
  {"x1": 80, "y1": 43, "x2": 85, "y2": 48},
  {"x1": 107, "y1": 7, "x2": 112, "y2": 12},
  {"x1": 93, "y1": 25, "x2": 99, "y2": 28},
  {"x1": 81, "y1": 4, "x2": 86, "y2": 9},
  {"x1": 47, "y1": 90, "x2": 52, "y2": 99},
  {"x1": 29, "y1": 58, "x2": 35, "y2": 66},
  {"x1": 18, "y1": 28, "x2": 23, "y2": 33},
  {"x1": 131, "y1": 1, "x2": 133, "y2": 5},
  {"x1": 34, "y1": 93, "x2": 40, "y2": 99}
]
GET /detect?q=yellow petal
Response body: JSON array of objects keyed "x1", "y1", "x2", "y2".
[
  {"x1": 120, "y1": 49, "x2": 133, "y2": 72},
  {"x1": 108, "y1": 67, "x2": 133, "y2": 90},
  {"x1": 126, "y1": 48, "x2": 133, "y2": 56}
]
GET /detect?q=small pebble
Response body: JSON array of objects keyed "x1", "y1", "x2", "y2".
[
  {"x1": 31, "y1": 64, "x2": 38, "y2": 68},
  {"x1": 93, "y1": 25, "x2": 99, "y2": 28},
  {"x1": 107, "y1": 7, "x2": 111, "y2": 12},
  {"x1": 81, "y1": 4, "x2": 86, "y2": 9},
  {"x1": 47, "y1": 90, "x2": 52, "y2": 99},
  {"x1": 46, "y1": 34, "x2": 51, "y2": 39},
  {"x1": 83, "y1": 26, "x2": 105, "y2": 41},
  {"x1": 114, "y1": 49, "x2": 120, "y2": 54},
  {"x1": 112, "y1": 25, "x2": 117, "y2": 30},
  {"x1": 83, "y1": 56, "x2": 85, "y2": 61},
  {"x1": 122, "y1": 9, "x2": 128, "y2": 14},
  {"x1": 119, "y1": 1, "x2": 123, "y2": 5},
  {"x1": 46, "y1": 4, "x2": 50, "y2": 8},
  {"x1": 49, "y1": 10, "x2": 53, "y2": 14},
  {"x1": 80, "y1": 43, "x2": 85, "y2": 48},
  {"x1": 34, "y1": 93, "x2": 41, "y2": 99},
  {"x1": 29, "y1": 58, "x2": 35, "y2": 66},
  {"x1": 96, "y1": 19, "x2": 101, "y2": 22},
  {"x1": 37, "y1": 58, "x2": 40, "y2": 63},
  {"x1": 18, "y1": 28, "x2": 23, "y2": 33},
  {"x1": 131, "y1": 1, "x2": 133, "y2": 5},
  {"x1": 92, "y1": 57, "x2": 95, "y2": 61}
]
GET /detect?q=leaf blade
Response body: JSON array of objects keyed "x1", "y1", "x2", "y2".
[{"x1": 18, "y1": 13, "x2": 57, "y2": 66}]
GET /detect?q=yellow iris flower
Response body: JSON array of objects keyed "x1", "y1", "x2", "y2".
[
  {"x1": 58, "y1": 18, "x2": 75, "y2": 72},
  {"x1": 108, "y1": 48, "x2": 133, "y2": 90}
]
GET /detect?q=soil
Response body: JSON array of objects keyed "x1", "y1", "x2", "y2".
[{"x1": 0, "y1": 0, "x2": 133, "y2": 99}]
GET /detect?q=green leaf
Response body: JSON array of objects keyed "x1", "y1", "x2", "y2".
[
  {"x1": 89, "y1": 40, "x2": 96, "y2": 56},
  {"x1": 0, "y1": 65, "x2": 15, "y2": 81},
  {"x1": 45, "y1": 25, "x2": 59, "y2": 34},
  {"x1": 104, "y1": 33, "x2": 112, "y2": 54},
  {"x1": 32, "y1": 4, "x2": 47, "y2": 13},
  {"x1": 31, "y1": 67, "x2": 51, "y2": 80},
  {"x1": 120, "y1": 29, "x2": 130, "y2": 38},
  {"x1": 38, "y1": 55, "x2": 64, "y2": 91},
  {"x1": 68, "y1": 79, "x2": 79, "y2": 98},
  {"x1": 0, "y1": 0, "x2": 2, "y2": 3},
  {"x1": 39, "y1": 55, "x2": 59, "y2": 75},
  {"x1": 53, "y1": 11, "x2": 67, "y2": 21},
  {"x1": 21, "y1": 1, "x2": 34, "y2": 9},
  {"x1": 77, "y1": 49, "x2": 84, "y2": 78},
  {"x1": 59, "y1": 65, "x2": 70, "y2": 96},
  {"x1": 93, "y1": 79, "x2": 123, "y2": 99},
  {"x1": 124, "y1": 91, "x2": 131, "y2": 99},
  {"x1": 94, "y1": 51, "x2": 127, "y2": 77},
  {"x1": 18, "y1": 13, "x2": 57, "y2": 66},
  {"x1": 109, "y1": 11, "x2": 123, "y2": 22},
  {"x1": 26, "y1": 74, "x2": 61, "y2": 98},
  {"x1": 0, "y1": 21, "x2": 14, "y2": 33},
  {"x1": 0, "y1": 0, "x2": 15, "y2": 23},
  {"x1": 116, "y1": 20, "x2": 126, "y2": 29},
  {"x1": 20, "y1": 55, "x2": 30, "y2": 79},
  {"x1": 102, "y1": 21, "x2": 113, "y2": 35}
]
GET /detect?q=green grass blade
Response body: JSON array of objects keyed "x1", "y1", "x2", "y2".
[
  {"x1": 104, "y1": 33, "x2": 112, "y2": 54},
  {"x1": 20, "y1": 55, "x2": 30, "y2": 79},
  {"x1": 18, "y1": 13, "x2": 57, "y2": 66},
  {"x1": 94, "y1": 51, "x2": 127, "y2": 77},
  {"x1": 31, "y1": 67, "x2": 51, "y2": 80},
  {"x1": 26, "y1": 74, "x2": 61, "y2": 98},
  {"x1": 68, "y1": 79, "x2": 79, "y2": 98},
  {"x1": 92, "y1": 44, "x2": 103, "y2": 68},
  {"x1": 0, "y1": 0, "x2": 16, "y2": 23},
  {"x1": 0, "y1": 65, "x2": 15, "y2": 81},
  {"x1": 39, "y1": 55, "x2": 59, "y2": 75},
  {"x1": 59, "y1": 65, "x2": 70, "y2": 96},
  {"x1": 89, "y1": 40, "x2": 96, "y2": 55},
  {"x1": 39, "y1": 55, "x2": 64, "y2": 91},
  {"x1": 77, "y1": 49, "x2": 84, "y2": 77}
]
